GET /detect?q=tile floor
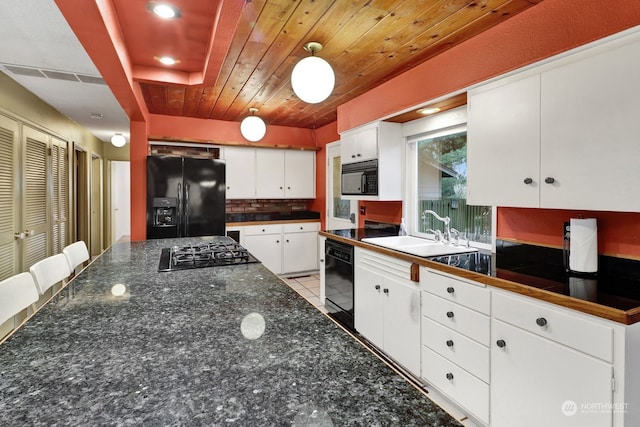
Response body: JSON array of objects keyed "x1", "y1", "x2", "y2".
[{"x1": 280, "y1": 273, "x2": 327, "y2": 314}]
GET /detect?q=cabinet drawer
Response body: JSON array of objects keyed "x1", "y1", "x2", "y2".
[
  {"x1": 422, "y1": 292, "x2": 490, "y2": 346},
  {"x1": 422, "y1": 346, "x2": 489, "y2": 424},
  {"x1": 421, "y1": 269, "x2": 490, "y2": 315},
  {"x1": 283, "y1": 222, "x2": 320, "y2": 233},
  {"x1": 422, "y1": 317, "x2": 489, "y2": 383},
  {"x1": 243, "y1": 224, "x2": 283, "y2": 236},
  {"x1": 492, "y1": 291, "x2": 613, "y2": 362}
]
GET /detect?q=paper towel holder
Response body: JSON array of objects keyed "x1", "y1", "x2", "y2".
[{"x1": 563, "y1": 219, "x2": 598, "y2": 276}]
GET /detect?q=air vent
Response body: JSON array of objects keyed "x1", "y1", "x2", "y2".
[
  {"x1": 2, "y1": 64, "x2": 106, "y2": 85},
  {"x1": 41, "y1": 70, "x2": 79, "y2": 82},
  {"x1": 4, "y1": 65, "x2": 46, "y2": 78},
  {"x1": 77, "y1": 75, "x2": 106, "y2": 85}
]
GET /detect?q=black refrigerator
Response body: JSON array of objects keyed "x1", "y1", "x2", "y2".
[{"x1": 146, "y1": 156, "x2": 226, "y2": 239}]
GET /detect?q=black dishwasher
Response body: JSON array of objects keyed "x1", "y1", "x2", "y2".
[{"x1": 325, "y1": 239, "x2": 355, "y2": 331}]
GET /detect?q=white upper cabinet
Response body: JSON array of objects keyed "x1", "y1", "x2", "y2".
[
  {"x1": 467, "y1": 74, "x2": 541, "y2": 207},
  {"x1": 255, "y1": 149, "x2": 285, "y2": 198},
  {"x1": 282, "y1": 150, "x2": 315, "y2": 199},
  {"x1": 223, "y1": 147, "x2": 315, "y2": 199},
  {"x1": 223, "y1": 146, "x2": 256, "y2": 199},
  {"x1": 340, "y1": 121, "x2": 403, "y2": 200},
  {"x1": 539, "y1": 37, "x2": 640, "y2": 211},
  {"x1": 467, "y1": 29, "x2": 640, "y2": 212},
  {"x1": 341, "y1": 125, "x2": 378, "y2": 163}
]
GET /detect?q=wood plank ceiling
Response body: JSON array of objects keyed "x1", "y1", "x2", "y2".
[{"x1": 137, "y1": 0, "x2": 542, "y2": 128}]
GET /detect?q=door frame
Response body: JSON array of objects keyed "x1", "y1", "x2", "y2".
[{"x1": 325, "y1": 141, "x2": 357, "y2": 230}]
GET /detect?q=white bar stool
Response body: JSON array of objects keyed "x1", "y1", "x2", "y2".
[
  {"x1": 30, "y1": 254, "x2": 71, "y2": 295},
  {"x1": 63, "y1": 241, "x2": 90, "y2": 274},
  {"x1": 0, "y1": 272, "x2": 39, "y2": 327}
]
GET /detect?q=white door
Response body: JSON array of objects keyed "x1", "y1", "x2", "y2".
[
  {"x1": 326, "y1": 142, "x2": 357, "y2": 230},
  {"x1": 111, "y1": 161, "x2": 130, "y2": 243}
]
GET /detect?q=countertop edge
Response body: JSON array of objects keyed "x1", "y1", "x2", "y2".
[
  {"x1": 319, "y1": 231, "x2": 637, "y2": 325},
  {"x1": 228, "y1": 219, "x2": 320, "y2": 227}
]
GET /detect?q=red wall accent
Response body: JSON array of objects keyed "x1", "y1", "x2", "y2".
[
  {"x1": 130, "y1": 120, "x2": 148, "y2": 241},
  {"x1": 497, "y1": 208, "x2": 640, "y2": 259},
  {"x1": 148, "y1": 114, "x2": 316, "y2": 148},
  {"x1": 358, "y1": 201, "x2": 403, "y2": 229},
  {"x1": 308, "y1": 121, "x2": 340, "y2": 229}
]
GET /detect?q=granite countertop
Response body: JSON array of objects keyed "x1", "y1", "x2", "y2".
[
  {"x1": 0, "y1": 236, "x2": 460, "y2": 426},
  {"x1": 320, "y1": 229, "x2": 640, "y2": 324}
]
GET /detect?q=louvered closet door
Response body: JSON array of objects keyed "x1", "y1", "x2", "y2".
[
  {"x1": 51, "y1": 137, "x2": 68, "y2": 254},
  {"x1": 0, "y1": 116, "x2": 19, "y2": 281},
  {"x1": 22, "y1": 127, "x2": 50, "y2": 270}
]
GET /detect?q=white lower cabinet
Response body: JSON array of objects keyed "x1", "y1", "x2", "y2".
[
  {"x1": 491, "y1": 318, "x2": 613, "y2": 427},
  {"x1": 242, "y1": 222, "x2": 319, "y2": 275},
  {"x1": 354, "y1": 248, "x2": 420, "y2": 376},
  {"x1": 420, "y1": 268, "x2": 490, "y2": 425}
]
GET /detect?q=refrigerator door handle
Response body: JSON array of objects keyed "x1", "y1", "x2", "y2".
[
  {"x1": 177, "y1": 183, "x2": 183, "y2": 237},
  {"x1": 184, "y1": 183, "x2": 190, "y2": 235}
]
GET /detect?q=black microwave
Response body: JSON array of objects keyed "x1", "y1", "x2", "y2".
[{"x1": 341, "y1": 159, "x2": 378, "y2": 196}]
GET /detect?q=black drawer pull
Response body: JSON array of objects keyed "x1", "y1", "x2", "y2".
[
  {"x1": 544, "y1": 177, "x2": 555, "y2": 184},
  {"x1": 446, "y1": 287, "x2": 455, "y2": 294},
  {"x1": 496, "y1": 339, "x2": 506, "y2": 348},
  {"x1": 446, "y1": 373, "x2": 454, "y2": 381},
  {"x1": 374, "y1": 285, "x2": 380, "y2": 290},
  {"x1": 446, "y1": 311, "x2": 455, "y2": 318},
  {"x1": 446, "y1": 340, "x2": 454, "y2": 347},
  {"x1": 536, "y1": 317, "x2": 548, "y2": 327},
  {"x1": 383, "y1": 288, "x2": 389, "y2": 294},
  {"x1": 523, "y1": 177, "x2": 533, "y2": 184}
]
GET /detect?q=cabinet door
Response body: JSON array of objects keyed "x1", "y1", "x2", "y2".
[
  {"x1": 491, "y1": 319, "x2": 613, "y2": 427},
  {"x1": 383, "y1": 275, "x2": 421, "y2": 375},
  {"x1": 0, "y1": 116, "x2": 19, "y2": 281},
  {"x1": 282, "y1": 231, "x2": 318, "y2": 274},
  {"x1": 341, "y1": 125, "x2": 377, "y2": 164},
  {"x1": 244, "y1": 234, "x2": 282, "y2": 274},
  {"x1": 354, "y1": 264, "x2": 384, "y2": 349},
  {"x1": 284, "y1": 150, "x2": 315, "y2": 198},
  {"x1": 467, "y1": 74, "x2": 541, "y2": 207},
  {"x1": 224, "y1": 147, "x2": 255, "y2": 199},
  {"x1": 255, "y1": 149, "x2": 285, "y2": 198},
  {"x1": 540, "y1": 40, "x2": 640, "y2": 211}
]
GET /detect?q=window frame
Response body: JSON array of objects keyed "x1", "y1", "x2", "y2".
[{"x1": 404, "y1": 113, "x2": 496, "y2": 251}]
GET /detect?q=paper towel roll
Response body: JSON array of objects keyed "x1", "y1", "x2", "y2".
[{"x1": 569, "y1": 218, "x2": 598, "y2": 273}]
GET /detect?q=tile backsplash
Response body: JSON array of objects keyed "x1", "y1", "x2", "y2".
[{"x1": 226, "y1": 199, "x2": 310, "y2": 213}]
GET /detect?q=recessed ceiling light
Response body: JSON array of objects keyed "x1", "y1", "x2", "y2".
[
  {"x1": 147, "y1": 2, "x2": 181, "y2": 19},
  {"x1": 417, "y1": 107, "x2": 441, "y2": 116},
  {"x1": 155, "y1": 56, "x2": 179, "y2": 66},
  {"x1": 89, "y1": 112, "x2": 104, "y2": 119}
]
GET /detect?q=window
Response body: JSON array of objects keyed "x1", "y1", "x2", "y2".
[{"x1": 407, "y1": 121, "x2": 492, "y2": 247}]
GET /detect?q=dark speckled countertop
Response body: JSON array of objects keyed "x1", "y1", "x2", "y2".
[{"x1": 0, "y1": 236, "x2": 460, "y2": 426}]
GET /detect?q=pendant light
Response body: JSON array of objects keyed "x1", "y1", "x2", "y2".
[
  {"x1": 291, "y1": 42, "x2": 335, "y2": 104},
  {"x1": 240, "y1": 108, "x2": 266, "y2": 142},
  {"x1": 111, "y1": 133, "x2": 126, "y2": 147}
]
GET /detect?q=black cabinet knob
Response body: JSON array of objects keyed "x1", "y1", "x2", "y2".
[
  {"x1": 496, "y1": 339, "x2": 506, "y2": 348},
  {"x1": 544, "y1": 177, "x2": 555, "y2": 184},
  {"x1": 446, "y1": 340, "x2": 454, "y2": 347},
  {"x1": 374, "y1": 285, "x2": 380, "y2": 290},
  {"x1": 383, "y1": 288, "x2": 389, "y2": 294},
  {"x1": 446, "y1": 311, "x2": 455, "y2": 318},
  {"x1": 536, "y1": 317, "x2": 548, "y2": 327},
  {"x1": 446, "y1": 373, "x2": 454, "y2": 381},
  {"x1": 446, "y1": 287, "x2": 455, "y2": 294},
  {"x1": 523, "y1": 177, "x2": 533, "y2": 184}
]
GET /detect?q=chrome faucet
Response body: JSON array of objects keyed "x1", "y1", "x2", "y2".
[{"x1": 422, "y1": 210, "x2": 451, "y2": 243}]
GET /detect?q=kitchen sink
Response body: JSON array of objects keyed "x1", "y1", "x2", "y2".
[{"x1": 361, "y1": 235, "x2": 478, "y2": 257}]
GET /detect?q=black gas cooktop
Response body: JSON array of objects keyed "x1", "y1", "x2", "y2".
[{"x1": 158, "y1": 242, "x2": 260, "y2": 272}]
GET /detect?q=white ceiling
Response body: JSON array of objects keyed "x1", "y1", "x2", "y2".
[{"x1": 0, "y1": 0, "x2": 130, "y2": 144}]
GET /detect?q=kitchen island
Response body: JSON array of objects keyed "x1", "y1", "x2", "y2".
[{"x1": 0, "y1": 237, "x2": 460, "y2": 426}]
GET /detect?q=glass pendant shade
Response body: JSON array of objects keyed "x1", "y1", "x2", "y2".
[
  {"x1": 291, "y1": 44, "x2": 335, "y2": 104},
  {"x1": 240, "y1": 113, "x2": 266, "y2": 142},
  {"x1": 111, "y1": 133, "x2": 126, "y2": 147}
]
